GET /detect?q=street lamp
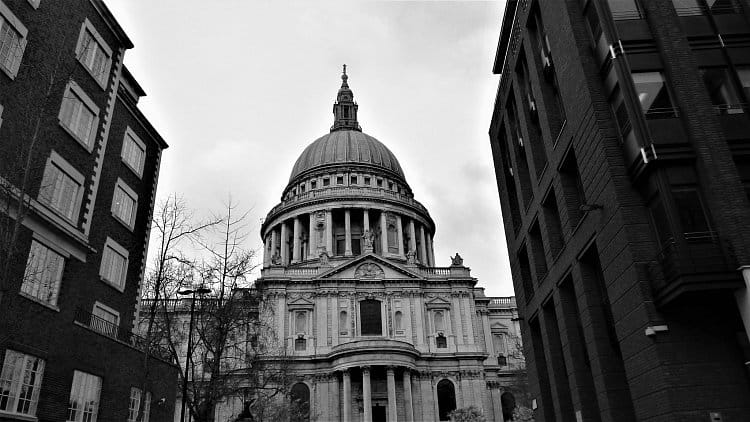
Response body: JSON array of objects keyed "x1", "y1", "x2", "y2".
[{"x1": 177, "y1": 286, "x2": 211, "y2": 422}]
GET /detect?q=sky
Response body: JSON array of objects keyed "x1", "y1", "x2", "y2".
[{"x1": 104, "y1": 0, "x2": 513, "y2": 297}]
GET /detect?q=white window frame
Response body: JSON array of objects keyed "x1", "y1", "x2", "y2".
[
  {"x1": 67, "y1": 370, "x2": 101, "y2": 422},
  {"x1": 121, "y1": 127, "x2": 146, "y2": 178},
  {"x1": 75, "y1": 18, "x2": 112, "y2": 89},
  {"x1": 0, "y1": 1, "x2": 28, "y2": 80},
  {"x1": 58, "y1": 80, "x2": 100, "y2": 151},
  {"x1": 99, "y1": 237, "x2": 128, "y2": 291},
  {"x1": 20, "y1": 235, "x2": 67, "y2": 308},
  {"x1": 127, "y1": 387, "x2": 141, "y2": 422},
  {"x1": 38, "y1": 151, "x2": 86, "y2": 224},
  {"x1": 111, "y1": 178, "x2": 138, "y2": 230},
  {"x1": 0, "y1": 349, "x2": 45, "y2": 417}
]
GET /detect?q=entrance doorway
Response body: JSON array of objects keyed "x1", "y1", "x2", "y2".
[{"x1": 372, "y1": 403, "x2": 386, "y2": 422}]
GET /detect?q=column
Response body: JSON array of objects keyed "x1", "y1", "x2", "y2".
[
  {"x1": 739, "y1": 268, "x2": 750, "y2": 345},
  {"x1": 330, "y1": 374, "x2": 341, "y2": 421},
  {"x1": 403, "y1": 370, "x2": 415, "y2": 422},
  {"x1": 363, "y1": 209, "x2": 370, "y2": 231},
  {"x1": 380, "y1": 212, "x2": 388, "y2": 256},
  {"x1": 309, "y1": 213, "x2": 317, "y2": 259},
  {"x1": 408, "y1": 219, "x2": 417, "y2": 253},
  {"x1": 344, "y1": 209, "x2": 352, "y2": 256},
  {"x1": 396, "y1": 215, "x2": 404, "y2": 257},
  {"x1": 426, "y1": 233, "x2": 435, "y2": 266},
  {"x1": 419, "y1": 226, "x2": 428, "y2": 265},
  {"x1": 362, "y1": 366, "x2": 372, "y2": 422},
  {"x1": 342, "y1": 369, "x2": 352, "y2": 422},
  {"x1": 292, "y1": 217, "x2": 301, "y2": 263},
  {"x1": 387, "y1": 367, "x2": 397, "y2": 422},
  {"x1": 271, "y1": 228, "x2": 279, "y2": 264},
  {"x1": 325, "y1": 209, "x2": 333, "y2": 254},
  {"x1": 263, "y1": 235, "x2": 271, "y2": 266},
  {"x1": 280, "y1": 222, "x2": 289, "y2": 265}
]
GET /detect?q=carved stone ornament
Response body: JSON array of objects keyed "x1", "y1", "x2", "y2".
[
  {"x1": 406, "y1": 249, "x2": 417, "y2": 265},
  {"x1": 450, "y1": 253, "x2": 464, "y2": 266},
  {"x1": 319, "y1": 251, "x2": 331, "y2": 266},
  {"x1": 354, "y1": 263, "x2": 384, "y2": 278},
  {"x1": 362, "y1": 229, "x2": 375, "y2": 252},
  {"x1": 271, "y1": 251, "x2": 281, "y2": 265}
]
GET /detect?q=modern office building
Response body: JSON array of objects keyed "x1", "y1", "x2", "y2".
[
  {"x1": 489, "y1": 0, "x2": 750, "y2": 421},
  {"x1": 0, "y1": 1, "x2": 176, "y2": 421}
]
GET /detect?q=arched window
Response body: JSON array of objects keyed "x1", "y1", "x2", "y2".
[
  {"x1": 339, "y1": 311, "x2": 348, "y2": 335},
  {"x1": 290, "y1": 383, "x2": 310, "y2": 422},
  {"x1": 437, "y1": 379, "x2": 456, "y2": 421},
  {"x1": 360, "y1": 299, "x2": 382, "y2": 336},
  {"x1": 295, "y1": 311, "x2": 307, "y2": 335},
  {"x1": 501, "y1": 392, "x2": 516, "y2": 421},
  {"x1": 434, "y1": 311, "x2": 445, "y2": 332},
  {"x1": 394, "y1": 311, "x2": 403, "y2": 333}
]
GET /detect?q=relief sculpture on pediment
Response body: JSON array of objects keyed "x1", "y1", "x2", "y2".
[{"x1": 354, "y1": 263, "x2": 384, "y2": 278}]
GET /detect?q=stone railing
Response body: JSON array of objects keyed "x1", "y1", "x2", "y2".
[
  {"x1": 261, "y1": 264, "x2": 471, "y2": 279},
  {"x1": 266, "y1": 186, "x2": 430, "y2": 218},
  {"x1": 489, "y1": 297, "x2": 516, "y2": 307}
]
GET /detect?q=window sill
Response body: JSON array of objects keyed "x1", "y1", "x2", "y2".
[
  {"x1": 0, "y1": 410, "x2": 38, "y2": 421},
  {"x1": 18, "y1": 292, "x2": 60, "y2": 312},
  {"x1": 0, "y1": 63, "x2": 17, "y2": 80},
  {"x1": 59, "y1": 120, "x2": 94, "y2": 153}
]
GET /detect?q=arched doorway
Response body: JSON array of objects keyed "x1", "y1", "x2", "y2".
[
  {"x1": 501, "y1": 391, "x2": 516, "y2": 421},
  {"x1": 290, "y1": 382, "x2": 310, "y2": 422},
  {"x1": 436, "y1": 379, "x2": 456, "y2": 421}
]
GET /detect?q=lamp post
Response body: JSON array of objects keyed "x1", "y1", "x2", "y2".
[{"x1": 177, "y1": 286, "x2": 211, "y2": 422}]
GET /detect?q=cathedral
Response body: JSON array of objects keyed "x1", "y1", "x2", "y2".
[{"x1": 240, "y1": 68, "x2": 523, "y2": 422}]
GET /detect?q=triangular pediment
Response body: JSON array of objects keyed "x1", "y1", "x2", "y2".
[
  {"x1": 316, "y1": 253, "x2": 422, "y2": 281},
  {"x1": 425, "y1": 296, "x2": 452, "y2": 307},
  {"x1": 287, "y1": 296, "x2": 315, "y2": 307}
]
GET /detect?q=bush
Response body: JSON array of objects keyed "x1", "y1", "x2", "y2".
[{"x1": 448, "y1": 406, "x2": 487, "y2": 422}]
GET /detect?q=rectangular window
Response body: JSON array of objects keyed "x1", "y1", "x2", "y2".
[
  {"x1": 92, "y1": 302, "x2": 120, "y2": 337},
  {"x1": 376, "y1": 178, "x2": 383, "y2": 187},
  {"x1": 99, "y1": 237, "x2": 128, "y2": 290},
  {"x1": 351, "y1": 175, "x2": 358, "y2": 185},
  {"x1": 364, "y1": 176, "x2": 371, "y2": 185},
  {"x1": 310, "y1": 180, "x2": 317, "y2": 189},
  {"x1": 112, "y1": 179, "x2": 138, "y2": 230},
  {"x1": 127, "y1": 388, "x2": 142, "y2": 422},
  {"x1": 336, "y1": 176, "x2": 344, "y2": 185},
  {"x1": 0, "y1": 3, "x2": 27, "y2": 79},
  {"x1": 631, "y1": 71, "x2": 677, "y2": 118},
  {"x1": 121, "y1": 128, "x2": 146, "y2": 177},
  {"x1": 542, "y1": 190, "x2": 564, "y2": 257},
  {"x1": 0, "y1": 350, "x2": 45, "y2": 416},
  {"x1": 21, "y1": 239, "x2": 64, "y2": 306},
  {"x1": 323, "y1": 177, "x2": 330, "y2": 186},
  {"x1": 529, "y1": 221, "x2": 548, "y2": 282},
  {"x1": 59, "y1": 81, "x2": 100, "y2": 150},
  {"x1": 700, "y1": 67, "x2": 744, "y2": 114},
  {"x1": 608, "y1": 0, "x2": 643, "y2": 19},
  {"x1": 738, "y1": 66, "x2": 750, "y2": 103},
  {"x1": 75, "y1": 19, "x2": 112, "y2": 88},
  {"x1": 39, "y1": 152, "x2": 85, "y2": 223},
  {"x1": 672, "y1": 188, "x2": 711, "y2": 235},
  {"x1": 67, "y1": 370, "x2": 101, "y2": 422}
]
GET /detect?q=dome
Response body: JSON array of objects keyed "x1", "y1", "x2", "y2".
[{"x1": 288, "y1": 130, "x2": 405, "y2": 183}]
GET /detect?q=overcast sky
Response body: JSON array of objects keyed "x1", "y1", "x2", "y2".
[{"x1": 105, "y1": 0, "x2": 513, "y2": 297}]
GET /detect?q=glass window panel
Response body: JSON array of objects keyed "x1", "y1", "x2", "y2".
[
  {"x1": 707, "y1": 0, "x2": 740, "y2": 13},
  {"x1": 67, "y1": 371, "x2": 101, "y2": 422},
  {"x1": 608, "y1": 0, "x2": 643, "y2": 19},
  {"x1": 672, "y1": 0, "x2": 704, "y2": 15},
  {"x1": 672, "y1": 189, "x2": 711, "y2": 234},
  {"x1": 737, "y1": 67, "x2": 750, "y2": 102},
  {"x1": 21, "y1": 240, "x2": 64, "y2": 305},
  {"x1": 700, "y1": 67, "x2": 744, "y2": 114},
  {"x1": 631, "y1": 71, "x2": 677, "y2": 118},
  {"x1": 0, "y1": 17, "x2": 22, "y2": 72},
  {"x1": 360, "y1": 299, "x2": 382, "y2": 335},
  {"x1": 0, "y1": 350, "x2": 45, "y2": 416}
]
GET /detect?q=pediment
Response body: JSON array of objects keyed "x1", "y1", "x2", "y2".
[
  {"x1": 425, "y1": 296, "x2": 451, "y2": 309},
  {"x1": 316, "y1": 253, "x2": 421, "y2": 281},
  {"x1": 287, "y1": 296, "x2": 315, "y2": 308}
]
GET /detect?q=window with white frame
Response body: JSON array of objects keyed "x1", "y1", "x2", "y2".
[
  {"x1": 67, "y1": 370, "x2": 101, "y2": 422},
  {"x1": 21, "y1": 239, "x2": 65, "y2": 306},
  {"x1": 38, "y1": 151, "x2": 85, "y2": 223},
  {"x1": 121, "y1": 127, "x2": 146, "y2": 177},
  {"x1": 0, "y1": 2, "x2": 28, "y2": 79},
  {"x1": 0, "y1": 103, "x2": 4, "y2": 128},
  {"x1": 91, "y1": 302, "x2": 119, "y2": 338},
  {"x1": 59, "y1": 81, "x2": 99, "y2": 150},
  {"x1": 99, "y1": 237, "x2": 128, "y2": 291},
  {"x1": 127, "y1": 387, "x2": 150, "y2": 422},
  {"x1": 75, "y1": 18, "x2": 112, "y2": 88},
  {"x1": 0, "y1": 349, "x2": 45, "y2": 416},
  {"x1": 112, "y1": 179, "x2": 138, "y2": 229}
]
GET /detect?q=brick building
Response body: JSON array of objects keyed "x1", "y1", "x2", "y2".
[
  {"x1": 0, "y1": 1, "x2": 176, "y2": 421},
  {"x1": 489, "y1": 0, "x2": 750, "y2": 421}
]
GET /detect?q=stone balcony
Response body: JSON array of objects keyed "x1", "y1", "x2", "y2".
[{"x1": 260, "y1": 263, "x2": 472, "y2": 279}]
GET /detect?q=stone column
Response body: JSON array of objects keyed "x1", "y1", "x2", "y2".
[
  {"x1": 426, "y1": 233, "x2": 435, "y2": 266},
  {"x1": 363, "y1": 366, "x2": 372, "y2": 422},
  {"x1": 345, "y1": 209, "x2": 352, "y2": 256},
  {"x1": 271, "y1": 228, "x2": 279, "y2": 264},
  {"x1": 403, "y1": 370, "x2": 415, "y2": 422},
  {"x1": 419, "y1": 226, "x2": 428, "y2": 265},
  {"x1": 408, "y1": 219, "x2": 417, "y2": 254},
  {"x1": 330, "y1": 374, "x2": 341, "y2": 421},
  {"x1": 380, "y1": 212, "x2": 388, "y2": 256},
  {"x1": 738, "y1": 268, "x2": 750, "y2": 344},
  {"x1": 363, "y1": 209, "x2": 370, "y2": 231},
  {"x1": 292, "y1": 217, "x2": 301, "y2": 263},
  {"x1": 325, "y1": 209, "x2": 333, "y2": 255},
  {"x1": 387, "y1": 367, "x2": 397, "y2": 422},
  {"x1": 280, "y1": 222, "x2": 289, "y2": 265},
  {"x1": 396, "y1": 215, "x2": 405, "y2": 257},
  {"x1": 263, "y1": 235, "x2": 271, "y2": 266},
  {"x1": 342, "y1": 369, "x2": 352, "y2": 422},
  {"x1": 309, "y1": 213, "x2": 317, "y2": 259}
]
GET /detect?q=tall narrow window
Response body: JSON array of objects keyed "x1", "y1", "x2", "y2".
[
  {"x1": 75, "y1": 19, "x2": 112, "y2": 87},
  {"x1": 39, "y1": 152, "x2": 85, "y2": 223},
  {"x1": 559, "y1": 149, "x2": 586, "y2": 229},
  {"x1": 436, "y1": 380, "x2": 457, "y2": 421},
  {"x1": 672, "y1": 188, "x2": 711, "y2": 235},
  {"x1": 127, "y1": 388, "x2": 142, "y2": 422},
  {"x1": 67, "y1": 370, "x2": 102, "y2": 422},
  {"x1": 122, "y1": 128, "x2": 146, "y2": 177},
  {"x1": 394, "y1": 311, "x2": 403, "y2": 334},
  {"x1": 700, "y1": 67, "x2": 744, "y2": 114},
  {"x1": 434, "y1": 310, "x2": 445, "y2": 332},
  {"x1": 518, "y1": 245, "x2": 535, "y2": 302},
  {"x1": 339, "y1": 311, "x2": 348, "y2": 335},
  {"x1": 59, "y1": 82, "x2": 99, "y2": 150},
  {"x1": 529, "y1": 221, "x2": 548, "y2": 282},
  {"x1": 21, "y1": 240, "x2": 65, "y2": 306},
  {"x1": 542, "y1": 189, "x2": 564, "y2": 257},
  {"x1": 0, "y1": 350, "x2": 45, "y2": 417},
  {"x1": 92, "y1": 302, "x2": 120, "y2": 338},
  {"x1": 631, "y1": 71, "x2": 677, "y2": 118},
  {"x1": 100, "y1": 238, "x2": 128, "y2": 290},
  {"x1": 295, "y1": 311, "x2": 307, "y2": 335},
  {"x1": 494, "y1": 129, "x2": 521, "y2": 232},
  {"x1": 0, "y1": 4, "x2": 27, "y2": 79},
  {"x1": 360, "y1": 299, "x2": 382, "y2": 335},
  {"x1": 112, "y1": 180, "x2": 138, "y2": 230}
]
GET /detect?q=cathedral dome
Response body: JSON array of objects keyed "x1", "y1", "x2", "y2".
[{"x1": 288, "y1": 130, "x2": 405, "y2": 183}]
